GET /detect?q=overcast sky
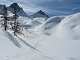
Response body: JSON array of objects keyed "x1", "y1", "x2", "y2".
[{"x1": 0, "y1": 0, "x2": 80, "y2": 16}]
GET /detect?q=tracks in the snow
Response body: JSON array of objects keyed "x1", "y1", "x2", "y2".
[
  {"x1": 5, "y1": 31, "x2": 53, "y2": 60},
  {"x1": 16, "y1": 34, "x2": 40, "y2": 52},
  {"x1": 5, "y1": 31, "x2": 40, "y2": 52},
  {"x1": 5, "y1": 31, "x2": 22, "y2": 48}
]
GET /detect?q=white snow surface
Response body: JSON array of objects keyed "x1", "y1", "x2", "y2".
[{"x1": 0, "y1": 13, "x2": 80, "y2": 60}]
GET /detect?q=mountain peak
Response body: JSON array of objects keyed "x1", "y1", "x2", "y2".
[
  {"x1": 11, "y1": 3, "x2": 18, "y2": 6},
  {"x1": 9, "y1": 3, "x2": 19, "y2": 8},
  {"x1": 7, "y1": 3, "x2": 28, "y2": 17},
  {"x1": 9, "y1": 3, "x2": 21, "y2": 12},
  {"x1": 31, "y1": 10, "x2": 49, "y2": 19},
  {"x1": 38, "y1": 10, "x2": 46, "y2": 14}
]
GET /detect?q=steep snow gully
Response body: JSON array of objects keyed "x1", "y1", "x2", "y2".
[{"x1": 0, "y1": 13, "x2": 80, "y2": 60}]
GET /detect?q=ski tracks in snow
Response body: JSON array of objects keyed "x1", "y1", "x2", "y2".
[
  {"x1": 4, "y1": 31, "x2": 41, "y2": 52},
  {"x1": 4, "y1": 31, "x2": 54, "y2": 60},
  {"x1": 5, "y1": 31, "x2": 22, "y2": 48}
]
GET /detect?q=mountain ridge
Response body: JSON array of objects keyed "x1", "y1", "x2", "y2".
[
  {"x1": 0, "y1": 3, "x2": 50, "y2": 19},
  {"x1": 7, "y1": 3, "x2": 28, "y2": 17},
  {"x1": 30, "y1": 10, "x2": 49, "y2": 19}
]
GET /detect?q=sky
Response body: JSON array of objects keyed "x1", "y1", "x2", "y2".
[{"x1": 0, "y1": 0, "x2": 80, "y2": 16}]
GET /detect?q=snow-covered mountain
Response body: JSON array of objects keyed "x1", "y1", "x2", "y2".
[
  {"x1": 0, "y1": 12, "x2": 80, "y2": 60},
  {"x1": 1, "y1": 2, "x2": 80, "y2": 60},
  {"x1": 7, "y1": 3, "x2": 28, "y2": 17},
  {"x1": 30, "y1": 10, "x2": 49, "y2": 19}
]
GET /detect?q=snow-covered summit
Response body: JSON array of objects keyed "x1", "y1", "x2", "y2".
[
  {"x1": 7, "y1": 3, "x2": 28, "y2": 17},
  {"x1": 30, "y1": 10, "x2": 49, "y2": 19}
]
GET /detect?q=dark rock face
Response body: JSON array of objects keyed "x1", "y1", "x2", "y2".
[
  {"x1": 0, "y1": 5, "x2": 7, "y2": 15},
  {"x1": 8, "y1": 3, "x2": 20, "y2": 13},
  {"x1": 7, "y1": 3, "x2": 28, "y2": 17},
  {"x1": 30, "y1": 10, "x2": 49, "y2": 19}
]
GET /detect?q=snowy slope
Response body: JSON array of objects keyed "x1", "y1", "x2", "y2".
[
  {"x1": 18, "y1": 17, "x2": 47, "y2": 31},
  {"x1": 34, "y1": 13, "x2": 80, "y2": 60},
  {"x1": 39, "y1": 16, "x2": 65, "y2": 35},
  {"x1": 57, "y1": 13, "x2": 80, "y2": 40},
  {"x1": 0, "y1": 28, "x2": 52, "y2": 60},
  {"x1": 1, "y1": 12, "x2": 80, "y2": 60},
  {"x1": 27, "y1": 13, "x2": 80, "y2": 60}
]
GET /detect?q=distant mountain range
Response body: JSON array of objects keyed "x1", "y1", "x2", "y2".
[{"x1": 0, "y1": 3, "x2": 49, "y2": 19}]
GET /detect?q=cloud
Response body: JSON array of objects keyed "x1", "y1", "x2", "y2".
[{"x1": 0, "y1": 0, "x2": 80, "y2": 16}]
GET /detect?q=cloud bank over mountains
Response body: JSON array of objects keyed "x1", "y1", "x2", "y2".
[{"x1": 0, "y1": 0, "x2": 80, "y2": 16}]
